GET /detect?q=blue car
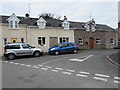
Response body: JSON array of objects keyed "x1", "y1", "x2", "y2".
[{"x1": 49, "y1": 42, "x2": 79, "y2": 55}]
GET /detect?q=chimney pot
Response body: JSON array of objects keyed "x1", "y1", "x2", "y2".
[{"x1": 64, "y1": 15, "x2": 67, "y2": 20}]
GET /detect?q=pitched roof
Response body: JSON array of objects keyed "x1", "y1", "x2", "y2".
[{"x1": 0, "y1": 15, "x2": 115, "y2": 31}]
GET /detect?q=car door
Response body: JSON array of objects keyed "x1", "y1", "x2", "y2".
[
  {"x1": 67, "y1": 43, "x2": 75, "y2": 53},
  {"x1": 21, "y1": 44, "x2": 33, "y2": 55},
  {"x1": 59, "y1": 43, "x2": 68, "y2": 54}
]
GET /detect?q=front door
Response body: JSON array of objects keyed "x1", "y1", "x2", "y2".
[
  {"x1": 89, "y1": 37, "x2": 94, "y2": 49},
  {"x1": 49, "y1": 37, "x2": 58, "y2": 47},
  {"x1": 11, "y1": 38, "x2": 18, "y2": 43}
]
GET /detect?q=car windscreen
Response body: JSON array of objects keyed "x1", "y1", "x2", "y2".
[{"x1": 53, "y1": 43, "x2": 61, "y2": 47}]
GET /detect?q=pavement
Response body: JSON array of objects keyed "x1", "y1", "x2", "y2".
[{"x1": 107, "y1": 50, "x2": 120, "y2": 67}]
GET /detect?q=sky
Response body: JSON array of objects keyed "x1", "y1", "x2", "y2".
[{"x1": 0, "y1": 0, "x2": 120, "y2": 29}]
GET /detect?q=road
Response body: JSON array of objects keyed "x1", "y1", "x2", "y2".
[{"x1": 1, "y1": 49, "x2": 120, "y2": 88}]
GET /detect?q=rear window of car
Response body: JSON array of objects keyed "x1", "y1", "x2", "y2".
[{"x1": 5, "y1": 45, "x2": 20, "y2": 49}]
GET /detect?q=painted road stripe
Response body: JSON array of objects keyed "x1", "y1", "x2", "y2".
[
  {"x1": 76, "y1": 74, "x2": 88, "y2": 77},
  {"x1": 114, "y1": 77, "x2": 120, "y2": 80},
  {"x1": 10, "y1": 62, "x2": 14, "y2": 64},
  {"x1": 41, "y1": 68, "x2": 48, "y2": 70},
  {"x1": 55, "y1": 68, "x2": 63, "y2": 70},
  {"x1": 62, "y1": 72, "x2": 72, "y2": 75},
  {"x1": 95, "y1": 74, "x2": 109, "y2": 78},
  {"x1": 32, "y1": 66, "x2": 40, "y2": 68},
  {"x1": 93, "y1": 77, "x2": 107, "y2": 82},
  {"x1": 20, "y1": 64, "x2": 25, "y2": 66},
  {"x1": 26, "y1": 65, "x2": 32, "y2": 67},
  {"x1": 66, "y1": 69, "x2": 75, "y2": 72},
  {"x1": 46, "y1": 66, "x2": 52, "y2": 69},
  {"x1": 70, "y1": 55, "x2": 93, "y2": 62},
  {"x1": 14, "y1": 63, "x2": 19, "y2": 65},
  {"x1": 52, "y1": 69, "x2": 59, "y2": 72},
  {"x1": 38, "y1": 64, "x2": 43, "y2": 67},
  {"x1": 79, "y1": 71, "x2": 90, "y2": 75},
  {"x1": 114, "y1": 80, "x2": 120, "y2": 84}
]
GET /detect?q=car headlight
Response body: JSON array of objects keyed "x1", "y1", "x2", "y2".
[{"x1": 50, "y1": 48, "x2": 55, "y2": 51}]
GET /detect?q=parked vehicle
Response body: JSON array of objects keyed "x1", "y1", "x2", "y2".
[
  {"x1": 49, "y1": 42, "x2": 79, "y2": 55},
  {"x1": 4, "y1": 43, "x2": 43, "y2": 60}
]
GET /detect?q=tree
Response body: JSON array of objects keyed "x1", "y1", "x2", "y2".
[{"x1": 39, "y1": 13, "x2": 61, "y2": 20}]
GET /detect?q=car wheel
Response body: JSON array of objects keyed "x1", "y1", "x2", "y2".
[
  {"x1": 73, "y1": 50, "x2": 78, "y2": 54},
  {"x1": 8, "y1": 54, "x2": 15, "y2": 60},
  {"x1": 55, "y1": 51, "x2": 59, "y2": 55},
  {"x1": 34, "y1": 51, "x2": 41, "y2": 57}
]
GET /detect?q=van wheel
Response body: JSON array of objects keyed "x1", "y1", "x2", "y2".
[
  {"x1": 34, "y1": 51, "x2": 41, "y2": 57},
  {"x1": 73, "y1": 50, "x2": 78, "y2": 54},
  {"x1": 7, "y1": 54, "x2": 15, "y2": 60},
  {"x1": 55, "y1": 51, "x2": 59, "y2": 55}
]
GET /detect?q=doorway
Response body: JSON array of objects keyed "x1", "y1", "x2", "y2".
[
  {"x1": 11, "y1": 38, "x2": 18, "y2": 43},
  {"x1": 89, "y1": 37, "x2": 94, "y2": 49},
  {"x1": 49, "y1": 37, "x2": 58, "y2": 47}
]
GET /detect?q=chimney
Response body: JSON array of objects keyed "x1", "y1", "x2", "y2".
[
  {"x1": 118, "y1": 20, "x2": 120, "y2": 28},
  {"x1": 64, "y1": 16, "x2": 67, "y2": 20},
  {"x1": 25, "y1": 13, "x2": 29, "y2": 18},
  {"x1": 92, "y1": 18, "x2": 95, "y2": 23}
]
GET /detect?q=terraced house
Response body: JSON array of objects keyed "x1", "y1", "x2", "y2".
[{"x1": 0, "y1": 13, "x2": 118, "y2": 56}]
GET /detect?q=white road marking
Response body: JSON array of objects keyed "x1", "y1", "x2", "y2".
[
  {"x1": 114, "y1": 77, "x2": 120, "y2": 80},
  {"x1": 76, "y1": 74, "x2": 88, "y2": 77},
  {"x1": 38, "y1": 64, "x2": 43, "y2": 67},
  {"x1": 20, "y1": 64, "x2": 25, "y2": 66},
  {"x1": 114, "y1": 80, "x2": 120, "y2": 84},
  {"x1": 32, "y1": 66, "x2": 40, "y2": 68},
  {"x1": 46, "y1": 66, "x2": 52, "y2": 69},
  {"x1": 79, "y1": 71, "x2": 90, "y2": 75},
  {"x1": 70, "y1": 55, "x2": 93, "y2": 62},
  {"x1": 41, "y1": 68, "x2": 48, "y2": 70},
  {"x1": 26, "y1": 65, "x2": 32, "y2": 67},
  {"x1": 41, "y1": 57, "x2": 67, "y2": 65},
  {"x1": 66, "y1": 69, "x2": 75, "y2": 72},
  {"x1": 10, "y1": 62, "x2": 14, "y2": 64},
  {"x1": 51, "y1": 69, "x2": 59, "y2": 72},
  {"x1": 93, "y1": 77, "x2": 107, "y2": 82},
  {"x1": 14, "y1": 63, "x2": 19, "y2": 65},
  {"x1": 3, "y1": 61, "x2": 8, "y2": 63},
  {"x1": 55, "y1": 68, "x2": 63, "y2": 70},
  {"x1": 95, "y1": 74, "x2": 109, "y2": 78},
  {"x1": 62, "y1": 72, "x2": 72, "y2": 75}
]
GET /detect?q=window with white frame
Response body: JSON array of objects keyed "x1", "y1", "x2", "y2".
[
  {"x1": 37, "y1": 17, "x2": 46, "y2": 29},
  {"x1": 110, "y1": 39, "x2": 115, "y2": 44},
  {"x1": 79, "y1": 38, "x2": 83, "y2": 44},
  {"x1": 96, "y1": 39, "x2": 101, "y2": 44},
  {"x1": 3, "y1": 38, "x2": 8, "y2": 45},
  {"x1": 85, "y1": 24, "x2": 90, "y2": 32},
  {"x1": 38, "y1": 37, "x2": 45, "y2": 45},
  {"x1": 7, "y1": 13, "x2": 20, "y2": 29},
  {"x1": 60, "y1": 37, "x2": 69, "y2": 43},
  {"x1": 62, "y1": 20, "x2": 70, "y2": 30}
]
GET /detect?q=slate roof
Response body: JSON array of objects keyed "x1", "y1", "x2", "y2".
[{"x1": 0, "y1": 15, "x2": 115, "y2": 31}]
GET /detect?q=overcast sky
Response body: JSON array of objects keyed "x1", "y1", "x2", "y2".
[{"x1": 0, "y1": 0, "x2": 119, "y2": 29}]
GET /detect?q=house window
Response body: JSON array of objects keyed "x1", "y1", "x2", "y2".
[
  {"x1": 79, "y1": 38, "x2": 83, "y2": 44},
  {"x1": 85, "y1": 25, "x2": 90, "y2": 32},
  {"x1": 38, "y1": 37, "x2": 45, "y2": 45},
  {"x1": 21, "y1": 38, "x2": 24, "y2": 43},
  {"x1": 60, "y1": 37, "x2": 69, "y2": 43},
  {"x1": 3, "y1": 38, "x2": 8, "y2": 45},
  {"x1": 110, "y1": 39, "x2": 115, "y2": 44},
  {"x1": 62, "y1": 20, "x2": 70, "y2": 30},
  {"x1": 92, "y1": 25, "x2": 96, "y2": 32},
  {"x1": 96, "y1": 39, "x2": 101, "y2": 44},
  {"x1": 9, "y1": 21, "x2": 19, "y2": 29}
]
